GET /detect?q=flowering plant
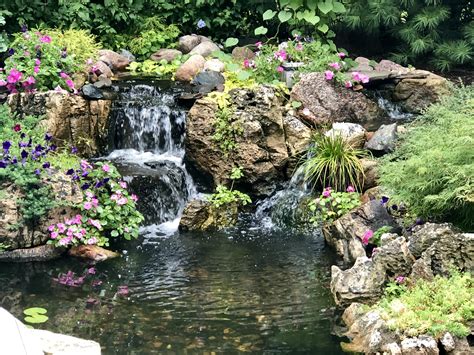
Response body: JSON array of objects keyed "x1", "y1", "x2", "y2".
[
  {"x1": 308, "y1": 186, "x2": 361, "y2": 224},
  {"x1": 0, "y1": 29, "x2": 80, "y2": 93},
  {"x1": 49, "y1": 161, "x2": 144, "y2": 247},
  {"x1": 361, "y1": 225, "x2": 393, "y2": 247}
]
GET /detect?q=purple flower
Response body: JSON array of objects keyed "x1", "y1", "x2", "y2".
[
  {"x1": 322, "y1": 187, "x2": 332, "y2": 198},
  {"x1": 381, "y1": 196, "x2": 389, "y2": 204},
  {"x1": 71, "y1": 146, "x2": 78, "y2": 154},
  {"x1": 7, "y1": 48, "x2": 14, "y2": 56},
  {"x1": 66, "y1": 168, "x2": 74, "y2": 175},
  {"x1": 81, "y1": 183, "x2": 90, "y2": 190},
  {"x1": 34, "y1": 168, "x2": 41, "y2": 175},
  {"x1": 395, "y1": 276, "x2": 406, "y2": 284},
  {"x1": 44, "y1": 133, "x2": 52, "y2": 141},
  {"x1": 197, "y1": 19, "x2": 206, "y2": 29},
  {"x1": 3, "y1": 141, "x2": 11, "y2": 152},
  {"x1": 42, "y1": 162, "x2": 50, "y2": 169},
  {"x1": 117, "y1": 285, "x2": 129, "y2": 296},
  {"x1": 346, "y1": 185, "x2": 355, "y2": 193},
  {"x1": 21, "y1": 24, "x2": 28, "y2": 32},
  {"x1": 87, "y1": 267, "x2": 96, "y2": 275},
  {"x1": 21, "y1": 150, "x2": 28, "y2": 159},
  {"x1": 0, "y1": 160, "x2": 7, "y2": 168},
  {"x1": 324, "y1": 70, "x2": 334, "y2": 80}
]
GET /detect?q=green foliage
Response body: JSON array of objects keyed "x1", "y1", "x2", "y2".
[
  {"x1": 127, "y1": 58, "x2": 185, "y2": 78},
  {"x1": 308, "y1": 189, "x2": 361, "y2": 223},
  {"x1": 41, "y1": 28, "x2": 101, "y2": 68},
  {"x1": 0, "y1": 10, "x2": 11, "y2": 52},
  {"x1": 342, "y1": 0, "x2": 474, "y2": 71},
  {"x1": 371, "y1": 225, "x2": 393, "y2": 247},
  {"x1": 210, "y1": 96, "x2": 243, "y2": 154},
  {"x1": 208, "y1": 167, "x2": 252, "y2": 209},
  {"x1": 126, "y1": 17, "x2": 180, "y2": 61},
  {"x1": 375, "y1": 272, "x2": 474, "y2": 338},
  {"x1": 23, "y1": 307, "x2": 49, "y2": 324},
  {"x1": 378, "y1": 86, "x2": 474, "y2": 230},
  {"x1": 299, "y1": 133, "x2": 367, "y2": 192}
]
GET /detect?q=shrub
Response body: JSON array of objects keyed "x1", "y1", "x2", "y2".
[
  {"x1": 378, "y1": 86, "x2": 474, "y2": 230},
  {"x1": 127, "y1": 58, "x2": 185, "y2": 78},
  {"x1": 299, "y1": 133, "x2": 368, "y2": 192},
  {"x1": 0, "y1": 30, "x2": 80, "y2": 93},
  {"x1": 375, "y1": 272, "x2": 474, "y2": 338},
  {"x1": 208, "y1": 167, "x2": 251, "y2": 209},
  {"x1": 307, "y1": 186, "x2": 361, "y2": 224}
]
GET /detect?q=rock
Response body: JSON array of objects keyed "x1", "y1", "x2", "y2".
[
  {"x1": 179, "y1": 199, "x2": 239, "y2": 231},
  {"x1": 98, "y1": 49, "x2": 131, "y2": 72},
  {"x1": 283, "y1": 114, "x2": 312, "y2": 157},
  {"x1": 81, "y1": 84, "x2": 104, "y2": 99},
  {"x1": 93, "y1": 76, "x2": 112, "y2": 89},
  {"x1": 446, "y1": 337, "x2": 472, "y2": 355},
  {"x1": 393, "y1": 71, "x2": 450, "y2": 113},
  {"x1": 291, "y1": 72, "x2": 384, "y2": 128},
  {"x1": 325, "y1": 122, "x2": 367, "y2": 148},
  {"x1": 150, "y1": 48, "x2": 182, "y2": 63},
  {"x1": 193, "y1": 70, "x2": 225, "y2": 88},
  {"x1": 440, "y1": 333, "x2": 456, "y2": 352},
  {"x1": 0, "y1": 245, "x2": 65, "y2": 262},
  {"x1": 375, "y1": 59, "x2": 409, "y2": 74},
  {"x1": 360, "y1": 158, "x2": 379, "y2": 191},
  {"x1": 0, "y1": 308, "x2": 101, "y2": 355},
  {"x1": 365, "y1": 123, "x2": 398, "y2": 154},
  {"x1": 322, "y1": 200, "x2": 400, "y2": 263},
  {"x1": 408, "y1": 223, "x2": 474, "y2": 275},
  {"x1": 72, "y1": 72, "x2": 87, "y2": 90},
  {"x1": 232, "y1": 46, "x2": 255, "y2": 61},
  {"x1": 179, "y1": 35, "x2": 202, "y2": 54},
  {"x1": 68, "y1": 245, "x2": 120, "y2": 261},
  {"x1": 204, "y1": 58, "x2": 225, "y2": 72},
  {"x1": 373, "y1": 236, "x2": 416, "y2": 276},
  {"x1": 350, "y1": 57, "x2": 374, "y2": 72},
  {"x1": 331, "y1": 256, "x2": 387, "y2": 305},
  {"x1": 175, "y1": 54, "x2": 206, "y2": 82},
  {"x1": 361, "y1": 186, "x2": 383, "y2": 204},
  {"x1": 400, "y1": 336, "x2": 439, "y2": 355},
  {"x1": 119, "y1": 49, "x2": 136, "y2": 62},
  {"x1": 94, "y1": 60, "x2": 114, "y2": 78},
  {"x1": 190, "y1": 41, "x2": 220, "y2": 57},
  {"x1": 186, "y1": 86, "x2": 299, "y2": 197}
]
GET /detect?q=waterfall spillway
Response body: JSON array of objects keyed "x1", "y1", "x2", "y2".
[{"x1": 106, "y1": 80, "x2": 196, "y2": 238}]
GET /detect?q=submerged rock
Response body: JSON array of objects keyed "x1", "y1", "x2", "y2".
[
  {"x1": 365, "y1": 123, "x2": 398, "y2": 154},
  {"x1": 291, "y1": 72, "x2": 384, "y2": 128},
  {"x1": 179, "y1": 199, "x2": 239, "y2": 231},
  {"x1": 68, "y1": 245, "x2": 120, "y2": 261},
  {"x1": 0, "y1": 245, "x2": 65, "y2": 262}
]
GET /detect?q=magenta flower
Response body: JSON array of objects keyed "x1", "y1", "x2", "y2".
[
  {"x1": 0, "y1": 80, "x2": 6, "y2": 86},
  {"x1": 89, "y1": 219, "x2": 102, "y2": 229},
  {"x1": 329, "y1": 62, "x2": 341, "y2": 70},
  {"x1": 65, "y1": 79, "x2": 75, "y2": 89},
  {"x1": 87, "y1": 237, "x2": 98, "y2": 245},
  {"x1": 35, "y1": 58, "x2": 41, "y2": 66},
  {"x1": 345, "y1": 81, "x2": 353, "y2": 88},
  {"x1": 324, "y1": 70, "x2": 334, "y2": 80},
  {"x1": 346, "y1": 185, "x2": 355, "y2": 193},
  {"x1": 274, "y1": 50, "x2": 287, "y2": 62},
  {"x1": 51, "y1": 231, "x2": 59, "y2": 239},
  {"x1": 337, "y1": 52, "x2": 346, "y2": 58},
  {"x1": 352, "y1": 71, "x2": 370, "y2": 84},
  {"x1": 131, "y1": 194, "x2": 138, "y2": 202},
  {"x1": 111, "y1": 194, "x2": 119, "y2": 201},
  {"x1": 60, "y1": 72, "x2": 69, "y2": 79},
  {"x1": 102, "y1": 164, "x2": 110, "y2": 172},
  {"x1": 119, "y1": 181, "x2": 127, "y2": 189},
  {"x1": 24, "y1": 76, "x2": 36, "y2": 85},
  {"x1": 277, "y1": 66, "x2": 284, "y2": 73},
  {"x1": 48, "y1": 224, "x2": 55, "y2": 232},
  {"x1": 117, "y1": 197, "x2": 128, "y2": 205},
  {"x1": 7, "y1": 68, "x2": 22, "y2": 84},
  {"x1": 395, "y1": 276, "x2": 406, "y2": 284},
  {"x1": 39, "y1": 35, "x2": 52, "y2": 43},
  {"x1": 57, "y1": 223, "x2": 66, "y2": 233},
  {"x1": 256, "y1": 41, "x2": 263, "y2": 49},
  {"x1": 322, "y1": 187, "x2": 332, "y2": 198},
  {"x1": 84, "y1": 202, "x2": 93, "y2": 210},
  {"x1": 88, "y1": 267, "x2": 96, "y2": 275},
  {"x1": 34, "y1": 66, "x2": 40, "y2": 74},
  {"x1": 362, "y1": 230, "x2": 374, "y2": 245}
]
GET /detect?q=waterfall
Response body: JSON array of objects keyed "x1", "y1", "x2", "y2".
[
  {"x1": 106, "y1": 79, "x2": 196, "y2": 238},
  {"x1": 375, "y1": 92, "x2": 414, "y2": 121}
]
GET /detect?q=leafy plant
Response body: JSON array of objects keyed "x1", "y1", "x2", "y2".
[
  {"x1": 379, "y1": 86, "x2": 474, "y2": 230},
  {"x1": 127, "y1": 58, "x2": 185, "y2": 78},
  {"x1": 208, "y1": 167, "x2": 252, "y2": 209},
  {"x1": 375, "y1": 272, "x2": 474, "y2": 338},
  {"x1": 299, "y1": 133, "x2": 367, "y2": 192},
  {"x1": 0, "y1": 10, "x2": 11, "y2": 52},
  {"x1": 308, "y1": 187, "x2": 361, "y2": 223},
  {"x1": 24, "y1": 307, "x2": 49, "y2": 324}
]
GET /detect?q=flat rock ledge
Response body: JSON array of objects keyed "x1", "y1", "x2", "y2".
[{"x1": 0, "y1": 307, "x2": 101, "y2": 354}]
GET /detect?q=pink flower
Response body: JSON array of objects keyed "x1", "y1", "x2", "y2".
[
  {"x1": 60, "y1": 72, "x2": 69, "y2": 79},
  {"x1": 0, "y1": 80, "x2": 6, "y2": 86},
  {"x1": 102, "y1": 164, "x2": 110, "y2": 172},
  {"x1": 84, "y1": 202, "x2": 93, "y2": 210},
  {"x1": 67, "y1": 228, "x2": 74, "y2": 237},
  {"x1": 86, "y1": 58, "x2": 94, "y2": 65},
  {"x1": 119, "y1": 181, "x2": 127, "y2": 189},
  {"x1": 360, "y1": 74, "x2": 370, "y2": 84},
  {"x1": 87, "y1": 237, "x2": 98, "y2": 245},
  {"x1": 324, "y1": 70, "x2": 334, "y2": 80},
  {"x1": 302, "y1": 108, "x2": 311, "y2": 116},
  {"x1": 57, "y1": 223, "x2": 66, "y2": 233},
  {"x1": 362, "y1": 230, "x2": 374, "y2": 245},
  {"x1": 59, "y1": 238, "x2": 70, "y2": 246},
  {"x1": 346, "y1": 185, "x2": 355, "y2": 193},
  {"x1": 322, "y1": 187, "x2": 332, "y2": 198},
  {"x1": 277, "y1": 66, "x2": 284, "y2": 73},
  {"x1": 337, "y1": 52, "x2": 346, "y2": 58},
  {"x1": 295, "y1": 43, "x2": 303, "y2": 51},
  {"x1": 35, "y1": 58, "x2": 41, "y2": 66},
  {"x1": 65, "y1": 79, "x2": 75, "y2": 89},
  {"x1": 329, "y1": 62, "x2": 341, "y2": 70},
  {"x1": 88, "y1": 267, "x2": 96, "y2": 275},
  {"x1": 111, "y1": 194, "x2": 119, "y2": 201},
  {"x1": 73, "y1": 214, "x2": 82, "y2": 224},
  {"x1": 117, "y1": 197, "x2": 128, "y2": 205},
  {"x1": 54, "y1": 85, "x2": 66, "y2": 93},
  {"x1": 131, "y1": 194, "x2": 138, "y2": 202},
  {"x1": 51, "y1": 231, "x2": 59, "y2": 239},
  {"x1": 89, "y1": 219, "x2": 102, "y2": 229},
  {"x1": 34, "y1": 66, "x2": 40, "y2": 74},
  {"x1": 7, "y1": 68, "x2": 22, "y2": 84},
  {"x1": 345, "y1": 81, "x2": 353, "y2": 88},
  {"x1": 91, "y1": 198, "x2": 99, "y2": 207},
  {"x1": 24, "y1": 76, "x2": 35, "y2": 85},
  {"x1": 274, "y1": 50, "x2": 287, "y2": 62},
  {"x1": 86, "y1": 191, "x2": 94, "y2": 198},
  {"x1": 23, "y1": 51, "x2": 30, "y2": 57},
  {"x1": 255, "y1": 41, "x2": 263, "y2": 49},
  {"x1": 352, "y1": 72, "x2": 369, "y2": 84},
  {"x1": 39, "y1": 35, "x2": 51, "y2": 43}
]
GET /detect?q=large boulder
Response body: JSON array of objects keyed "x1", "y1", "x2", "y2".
[
  {"x1": 204, "y1": 59, "x2": 225, "y2": 72},
  {"x1": 175, "y1": 54, "x2": 206, "y2": 82},
  {"x1": 68, "y1": 245, "x2": 120, "y2": 262},
  {"x1": 179, "y1": 199, "x2": 238, "y2": 231},
  {"x1": 365, "y1": 123, "x2": 398, "y2": 154},
  {"x1": 232, "y1": 46, "x2": 255, "y2": 61},
  {"x1": 186, "y1": 86, "x2": 311, "y2": 197},
  {"x1": 7, "y1": 92, "x2": 111, "y2": 156},
  {"x1": 325, "y1": 122, "x2": 367, "y2": 148},
  {"x1": 190, "y1": 41, "x2": 220, "y2": 58},
  {"x1": 322, "y1": 200, "x2": 400, "y2": 263},
  {"x1": 98, "y1": 49, "x2": 131, "y2": 72},
  {"x1": 150, "y1": 48, "x2": 182, "y2": 63},
  {"x1": 291, "y1": 72, "x2": 384, "y2": 128},
  {"x1": 393, "y1": 71, "x2": 450, "y2": 113},
  {"x1": 360, "y1": 158, "x2": 379, "y2": 191},
  {"x1": 178, "y1": 35, "x2": 202, "y2": 54}
]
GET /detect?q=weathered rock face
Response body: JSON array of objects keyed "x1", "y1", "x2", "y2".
[
  {"x1": 365, "y1": 123, "x2": 398, "y2": 154},
  {"x1": 175, "y1": 54, "x2": 206, "y2": 82},
  {"x1": 186, "y1": 86, "x2": 312, "y2": 197},
  {"x1": 372, "y1": 236, "x2": 416, "y2": 276},
  {"x1": 190, "y1": 41, "x2": 220, "y2": 57},
  {"x1": 7, "y1": 92, "x2": 111, "y2": 157},
  {"x1": 393, "y1": 71, "x2": 451, "y2": 113},
  {"x1": 98, "y1": 49, "x2": 131, "y2": 72},
  {"x1": 179, "y1": 199, "x2": 238, "y2": 231},
  {"x1": 322, "y1": 200, "x2": 400, "y2": 263},
  {"x1": 0, "y1": 245, "x2": 65, "y2": 262},
  {"x1": 291, "y1": 72, "x2": 385, "y2": 128},
  {"x1": 360, "y1": 158, "x2": 379, "y2": 191},
  {"x1": 325, "y1": 122, "x2": 367, "y2": 148},
  {"x1": 204, "y1": 58, "x2": 225, "y2": 72},
  {"x1": 0, "y1": 173, "x2": 82, "y2": 254},
  {"x1": 68, "y1": 245, "x2": 120, "y2": 262},
  {"x1": 232, "y1": 46, "x2": 255, "y2": 61},
  {"x1": 150, "y1": 48, "x2": 182, "y2": 63},
  {"x1": 178, "y1": 35, "x2": 202, "y2": 54}
]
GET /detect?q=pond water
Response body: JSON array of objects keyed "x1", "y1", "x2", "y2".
[{"x1": 0, "y1": 79, "x2": 346, "y2": 354}]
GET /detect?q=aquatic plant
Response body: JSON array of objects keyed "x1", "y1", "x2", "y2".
[{"x1": 23, "y1": 307, "x2": 48, "y2": 324}]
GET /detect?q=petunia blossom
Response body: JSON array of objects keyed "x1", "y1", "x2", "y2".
[
  {"x1": 329, "y1": 62, "x2": 341, "y2": 70},
  {"x1": 324, "y1": 70, "x2": 334, "y2": 80},
  {"x1": 117, "y1": 197, "x2": 128, "y2": 205},
  {"x1": 362, "y1": 230, "x2": 374, "y2": 245},
  {"x1": 102, "y1": 164, "x2": 110, "y2": 172},
  {"x1": 346, "y1": 185, "x2": 355, "y2": 193},
  {"x1": 39, "y1": 35, "x2": 52, "y2": 43},
  {"x1": 277, "y1": 66, "x2": 284, "y2": 73}
]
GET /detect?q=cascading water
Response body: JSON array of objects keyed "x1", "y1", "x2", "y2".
[
  {"x1": 374, "y1": 91, "x2": 414, "y2": 121},
  {"x1": 106, "y1": 79, "x2": 196, "y2": 238}
]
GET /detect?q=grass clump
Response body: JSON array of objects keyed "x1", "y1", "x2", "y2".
[
  {"x1": 375, "y1": 272, "x2": 474, "y2": 338},
  {"x1": 378, "y1": 86, "x2": 474, "y2": 230},
  {"x1": 299, "y1": 133, "x2": 367, "y2": 192}
]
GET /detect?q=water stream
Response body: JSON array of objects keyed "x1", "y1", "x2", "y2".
[{"x1": 0, "y1": 79, "x2": 346, "y2": 354}]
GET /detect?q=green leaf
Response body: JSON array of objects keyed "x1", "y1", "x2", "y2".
[
  {"x1": 292, "y1": 100, "x2": 302, "y2": 108},
  {"x1": 237, "y1": 70, "x2": 252, "y2": 81},
  {"x1": 224, "y1": 37, "x2": 239, "y2": 47},
  {"x1": 278, "y1": 10, "x2": 292, "y2": 23},
  {"x1": 262, "y1": 9, "x2": 277, "y2": 21},
  {"x1": 303, "y1": 11, "x2": 320, "y2": 25},
  {"x1": 332, "y1": 1, "x2": 346, "y2": 13},
  {"x1": 24, "y1": 315, "x2": 49, "y2": 324},
  {"x1": 24, "y1": 308, "x2": 47, "y2": 316},
  {"x1": 318, "y1": 1, "x2": 333, "y2": 14},
  {"x1": 111, "y1": 230, "x2": 119, "y2": 237},
  {"x1": 318, "y1": 23, "x2": 329, "y2": 33},
  {"x1": 254, "y1": 26, "x2": 268, "y2": 35},
  {"x1": 226, "y1": 63, "x2": 241, "y2": 72}
]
